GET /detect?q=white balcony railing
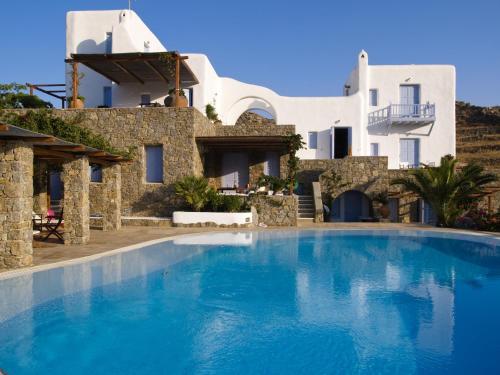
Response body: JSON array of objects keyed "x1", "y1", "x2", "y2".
[{"x1": 368, "y1": 103, "x2": 435, "y2": 127}]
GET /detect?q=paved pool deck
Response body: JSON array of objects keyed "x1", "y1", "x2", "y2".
[{"x1": 2, "y1": 222, "x2": 497, "y2": 274}]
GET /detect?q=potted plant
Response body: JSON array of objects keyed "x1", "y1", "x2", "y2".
[
  {"x1": 164, "y1": 88, "x2": 188, "y2": 108},
  {"x1": 68, "y1": 96, "x2": 85, "y2": 109},
  {"x1": 205, "y1": 104, "x2": 222, "y2": 123}
]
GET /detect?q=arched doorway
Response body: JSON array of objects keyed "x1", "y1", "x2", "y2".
[{"x1": 331, "y1": 190, "x2": 371, "y2": 222}]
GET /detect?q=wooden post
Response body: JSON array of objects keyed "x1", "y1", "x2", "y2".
[
  {"x1": 175, "y1": 53, "x2": 180, "y2": 108},
  {"x1": 29, "y1": 85, "x2": 34, "y2": 96},
  {"x1": 72, "y1": 62, "x2": 79, "y2": 109}
]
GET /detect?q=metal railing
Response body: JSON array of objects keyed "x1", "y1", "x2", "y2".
[{"x1": 368, "y1": 103, "x2": 435, "y2": 126}]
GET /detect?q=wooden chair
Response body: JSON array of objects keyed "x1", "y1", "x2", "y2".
[{"x1": 41, "y1": 209, "x2": 64, "y2": 242}]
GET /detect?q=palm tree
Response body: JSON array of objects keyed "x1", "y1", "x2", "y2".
[
  {"x1": 391, "y1": 155, "x2": 497, "y2": 227},
  {"x1": 174, "y1": 176, "x2": 210, "y2": 212}
]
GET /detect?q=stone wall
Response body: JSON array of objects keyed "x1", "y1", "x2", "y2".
[
  {"x1": 44, "y1": 108, "x2": 214, "y2": 217},
  {"x1": 249, "y1": 195, "x2": 298, "y2": 226},
  {"x1": 63, "y1": 157, "x2": 90, "y2": 245},
  {"x1": 102, "y1": 164, "x2": 122, "y2": 231},
  {"x1": 0, "y1": 142, "x2": 33, "y2": 269}
]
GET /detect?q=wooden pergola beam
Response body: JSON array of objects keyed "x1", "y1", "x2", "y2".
[
  {"x1": 34, "y1": 147, "x2": 76, "y2": 159},
  {"x1": 85, "y1": 62, "x2": 121, "y2": 84},
  {"x1": 113, "y1": 61, "x2": 145, "y2": 84},
  {"x1": 144, "y1": 60, "x2": 169, "y2": 83}
]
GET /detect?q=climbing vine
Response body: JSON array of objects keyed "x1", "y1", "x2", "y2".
[
  {"x1": 286, "y1": 134, "x2": 306, "y2": 194},
  {"x1": 0, "y1": 109, "x2": 134, "y2": 158}
]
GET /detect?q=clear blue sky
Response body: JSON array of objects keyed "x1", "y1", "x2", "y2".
[{"x1": 1, "y1": 0, "x2": 499, "y2": 106}]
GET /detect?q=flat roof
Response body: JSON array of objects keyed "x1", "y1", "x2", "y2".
[
  {"x1": 0, "y1": 123, "x2": 127, "y2": 163},
  {"x1": 66, "y1": 52, "x2": 198, "y2": 85}
]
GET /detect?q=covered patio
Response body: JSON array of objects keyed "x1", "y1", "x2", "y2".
[
  {"x1": 197, "y1": 135, "x2": 290, "y2": 191},
  {"x1": 0, "y1": 123, "x2": 126, "y2": 269}
]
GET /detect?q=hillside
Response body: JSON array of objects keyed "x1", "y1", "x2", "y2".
[{"x1": 456, "y1": 101, "x2": 500, "y2": 171}]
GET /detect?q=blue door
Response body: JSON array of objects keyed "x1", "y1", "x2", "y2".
[
  {"x1": 222, "y1": 153, "x2": 249, "y2": 188},
  {"x1": 400, "y1": 85, "x2": 420, "y2": 116},
  {"x1": 400, "y1": 139, "x2": 420, "y2": 167},
  {"x1": 264, "y1": 151, "x2": 280, "y2": 177}
]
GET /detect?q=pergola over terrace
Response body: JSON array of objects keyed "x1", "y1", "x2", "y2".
[
  {"x1": 65, "y1": 52, "x2": 197, "y2": 108},
  {"x1": 0, "y1": 123, "x2": 125, "y2": 269}
]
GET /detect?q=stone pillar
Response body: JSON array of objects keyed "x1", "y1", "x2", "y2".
[
  {"x1": 33, "y1": 159, "x2": 48, "y2": 214},
  {"x1": 102, "y1": 163, "x2": 121, "y2": 231},
  {"x1": 0, "y1": 141, "x2": 34, "y2": 269},
  {"x1": 63, "y1": 156, "x2": 90, "y2": 245}
]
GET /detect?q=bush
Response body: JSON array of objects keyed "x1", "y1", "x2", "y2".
[
  {"x1": 175, "y1": 176, "x2": 210, "y2": 212},
  {"x1": 456, "y1": 208, "x2": 500, "y2": 232},
  {"x1": 205, "y1": 188, "x2": 224, "y2": 212},
  {"x1": 222, "y1": 195, "x2": 244, "y2": 213}
]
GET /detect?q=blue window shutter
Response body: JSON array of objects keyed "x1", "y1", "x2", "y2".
[
  {"x1": 103, "y1": 87, "x2": 112, "y2": 107},
  {"x1": 369, "y1": 89, "x2": 378, "y2": 106},
  {"x1": 414, "y1": 139, "x2": 420, "y2": 166},
  {"x1": 400, "y1": 139, "x2": 408, "y2": 163},
  {"x1": 308, "y1": 132, "x2": 318, "y2": 149},
  {"x1": 145, "y1": 145, "x2": 163, "y2": 183},
  {"x1": 105, "y1": 32, "x2": 112, "y2": 54},
  {"x1": 90, "y1": 164, "x2": 103, "y2": 183},
  {"x1": 370, "y1": 143, "x2": 379, "y2": 156}
]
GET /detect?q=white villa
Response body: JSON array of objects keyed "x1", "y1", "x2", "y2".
[{"x1": 66, "y1": 9, "x2": 456, "y2": 170}]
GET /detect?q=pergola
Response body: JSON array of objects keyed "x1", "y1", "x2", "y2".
[
  {"x1": 65, "y1": 52, "x2": 197, "y2": 108},
  {"x1": 0, "y1": 123, "x2": 126, "y2": 269}
]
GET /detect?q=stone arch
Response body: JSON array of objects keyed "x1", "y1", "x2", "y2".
[
  {"x1": 331, "y1": 190, "x2": 372, "y2": 222},
  {"x1": 225, "y1": 96, "x2": 278, "y2": 125}
]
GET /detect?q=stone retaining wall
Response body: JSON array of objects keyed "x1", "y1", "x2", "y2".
[
  {"x1": 249, "y1": 195, "x2": 298, "y2": 226},
  {"x1": 0, "y1": 142, "x2": 33, "y2": 269}
]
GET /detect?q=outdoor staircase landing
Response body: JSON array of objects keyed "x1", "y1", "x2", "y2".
[{"x1": 298, "y1": 195, "x2": 315, "y2": 219}]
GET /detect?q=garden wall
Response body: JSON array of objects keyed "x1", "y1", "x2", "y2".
[{"x1": 249, "y1": 195, "x2": 298, "y2": 227}]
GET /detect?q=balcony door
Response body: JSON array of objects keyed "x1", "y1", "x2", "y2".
[
  {"x1": 400, "y1": 139, "x2": 420, "y2": 168},
  {"x1": 222, "y1": 152, "x2": 249, "y2": 188},
  {"x1": 400, "y1": 85, "x2": 420, "y2": 116}
]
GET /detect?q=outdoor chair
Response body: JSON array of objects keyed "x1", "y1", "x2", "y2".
[{"x1": 41, "y1": 209, "x2": 64, "y2": 242}]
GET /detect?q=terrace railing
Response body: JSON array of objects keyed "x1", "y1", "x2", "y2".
[{"x1": 368, "y1": 103, "x2": 435, "y2": 127}]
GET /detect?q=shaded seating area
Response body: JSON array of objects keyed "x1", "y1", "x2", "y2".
[{"x1": 0, "y1": 123, "x2": 126, "y2": 269}]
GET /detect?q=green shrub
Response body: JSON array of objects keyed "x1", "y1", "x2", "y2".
[
  {"x1": 205, "y1": 188, "x2": 224, "y2": 212},
  {"x1": 222, "y1": 195, "x2": 244, "y2": 213},
  {"x1": 175, "y1": 176, "x2": 210, "y2": 212}
]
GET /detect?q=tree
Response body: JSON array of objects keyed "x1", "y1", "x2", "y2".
[
  {"x1": 0, "y1": 83, "x2": 53, "y2": 109},
  {"x1": 391, "y1": 155, "x2": 497, "y2": 227}
]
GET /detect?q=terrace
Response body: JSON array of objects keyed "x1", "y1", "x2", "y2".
[{"x1": 368, "y1": 103, "x2": 436, "y2": 128}]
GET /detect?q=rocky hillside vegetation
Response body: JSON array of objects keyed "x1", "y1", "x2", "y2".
[{"x1": 456, "y1": 101, "x2": 500, "y2": 171}]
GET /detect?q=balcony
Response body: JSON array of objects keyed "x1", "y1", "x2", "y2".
[{"x1": 368, "y1": 103, "x2": 435, "y2": 127}]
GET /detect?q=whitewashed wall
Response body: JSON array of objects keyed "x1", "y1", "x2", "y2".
[{"x1": 66, "y1": 10, "x2": 456, "y2": 169}]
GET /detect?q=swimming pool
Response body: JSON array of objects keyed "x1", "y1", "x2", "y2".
[{"x1": 0, "y1": 230, "x2": 499, "y2": 374}]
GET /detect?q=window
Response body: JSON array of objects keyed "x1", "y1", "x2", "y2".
[
  {"x1": 370, "y1": 143, "x2": 379, "y2": 156},
  {"x1": 103, "y1": 86, "x2": 112, "y2": 107},
  {"x1": 105, "y1": 32, "x2": 112, "y2": 54},
  {"x1": 90, "y1": 164, "x2": 102, "y2": 183},
  {"x1": 399, "y1": 139, "x2": 420, "y2": 167},
  {"x1": 140, "y1": 94, "x2": 151, "y2": 106},
  {"x1": 308, "y1": 132, "x2": 318, "y2": 149},
  {"x1": 145, "y1": 145, "x2": 163, "y2": 183},
  {"x1": 369, "y1": 89, "x2": 378, "y2": 106}
]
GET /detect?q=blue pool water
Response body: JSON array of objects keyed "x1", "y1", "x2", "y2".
[{"x1": 0, "y1": 230, "x2": 499, "y2": 374}]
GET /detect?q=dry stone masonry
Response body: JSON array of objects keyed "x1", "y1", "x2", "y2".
[
  {"x1": 0, "y1": 142, "x2": 34, "y2": 269},
  {"x1": 63, "y1": 157, "x2": 90, "y2": 245}
]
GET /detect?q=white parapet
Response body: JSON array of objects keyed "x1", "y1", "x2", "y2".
[{"x1": 172, "y1": 211, "x2": 253, "y2": 226}]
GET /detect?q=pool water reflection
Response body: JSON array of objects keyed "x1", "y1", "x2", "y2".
[{"x1": 0, "y1": 230, "x2": 499, "y2": 374}]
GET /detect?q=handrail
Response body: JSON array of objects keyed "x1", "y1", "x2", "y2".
[{"x1": 368, "y1": 103, "x2": 435, "y2": 126}]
